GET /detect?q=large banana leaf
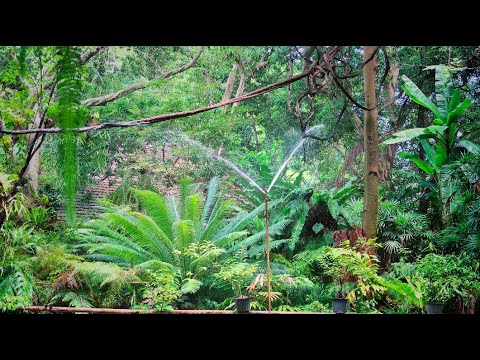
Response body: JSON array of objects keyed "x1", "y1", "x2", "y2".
[
  {"x1": 447, "y1": 99, "x2": 471, "y2": 125},
  {"x1": 401, "y1": 75, "x2": 441, "y2": 119},
  {"x1": 382, "y1": 126, "x2": 447, "y2": 145},
  {"x1": 448, "y1": 88, "x2": 461, "y2": 111},
  {"x1": 398, "y1": 152, "x2": 435, "y2": 176},
  {"x1": 420, "y1": 140, "x2": 437, "y2": 170},
  {"x1": 427, "y1": 65, "x2": 453, "y2": 120}
]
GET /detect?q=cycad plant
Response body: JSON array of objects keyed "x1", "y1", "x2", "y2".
[{"x1": 77, "y1": 177, "x2": 255, "y2": 294}]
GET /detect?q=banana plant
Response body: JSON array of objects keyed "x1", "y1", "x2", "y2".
[
  {"x1": 383, "y1": 65, "x2": 476, "y2": 160},
  {"x1": 382, "y1": 65, "x2": 479, "y2": 225}
]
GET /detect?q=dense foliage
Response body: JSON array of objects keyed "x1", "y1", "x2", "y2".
[{"x1": 1, "y1": 45, "x2": 479, "y2": 313}]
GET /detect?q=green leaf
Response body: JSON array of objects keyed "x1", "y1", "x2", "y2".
[
  {"x1": 181, "y1": 278, "x2": 202, "y2": 294},
  {"x1": 398, "y1": 152, "x2": 435, "y2": 175},
  {"x1": 401, "y1": 75, "x2": 441, "y2": 119},
  {"x1": 420, "y1": 140, "x2": 437, "y2": 169},
  {"x1": 418, "y1": 180, "x2": 437, "y2": 191},
  {"x1": 328, "y1": 200, "x2": 340, "y2": 220},
  {"x1": 448, "y1": 89, "x2": 460, "y2": 111},
  {"x1": 382, "y1": 128, "x2": 427, "y2": 145},
  {"x1": 447, "y1": 100, "x2": 471, "y2": 125},
  {"x1": 432, "y1": 118, "x2": 444, "y2": 126},
  {"x1": 382, "y1": 126, "x2": 446, "y2": 146},
  {"x1": 435, "y1": 142, "x2": 447, "y2": 168},
  {"x1": 458, "y1": 140, "x2": 480, "y2": 154},
  {"x1": 312, "y1": 223, "x2": 324, "y2": 234},
  {"x1": 424, "y1": 125, "x2": 448, "y2": 135},
  {"x1": 433, "y1": 65, "x2": 453, "y2": 120}
]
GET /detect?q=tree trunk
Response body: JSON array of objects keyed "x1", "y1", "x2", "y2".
[
  {"x1": 222, "y1": 62, "x2": 239, "y2": 113},
  {"x1": 232, "y1": 60, "x2": 246, "y2": 110},
  {"x1": 362, "y1": 46, "x2": 379, "y2": 241},
  {"x1": 26, "y1": 105, "x2": 43, "y2": 192},
  {"x1": 26, "y1": 150, "x2": 40, "y2": 192}
]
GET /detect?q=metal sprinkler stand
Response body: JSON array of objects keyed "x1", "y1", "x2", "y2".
[{"x1": 265, "y1": 190, "x2": 272, "y2": 313}]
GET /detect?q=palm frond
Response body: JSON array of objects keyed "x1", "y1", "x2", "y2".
[
  {"x1": 201, "y1": 176, "x2": 220, "y2": 225},
  {"x1": 247, "y1": 239, "x2": 291, "y2": 257},
  {"x1": 173, "y1": 220, "x2": 195, "y2": 253},
  {"x1": 104, "y1": 211, "x2": 173, "y2": 262},
  {"x1": 186, "y1": 194, "x2": 203, "y2": 227},
  {"x1": 227, "y1": 219, "x2": 291, "y2": 254},
  {"x1": 132, "y1": 189, "x2": 174, "y2": 240},
  {"x1": 382, "y1": 240, "x2": 403, "y2": 255},
  {"x1": 179, "y1": 177, "x2": 193, "y2": 219},
  {"x1": 200, "y1": 199, "x2": 234, "y2": 242},
  {"x1": 166, "y1": 195, "x2": 180, "y2": 223},
  {"x1": 213, "y1": 230, "x2": 248, "y2": 247}
]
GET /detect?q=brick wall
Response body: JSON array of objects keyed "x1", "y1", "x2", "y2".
[{"x1": 56, "y1": 142, "x2": 181, "y2": 220}]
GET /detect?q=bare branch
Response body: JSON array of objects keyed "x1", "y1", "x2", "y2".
[
  {"x1": 81, "y1": 47, "x2": 204, "y2": 107},
  {"x1": 2, "y1": 69, "x2": 312, "y2": 135},
  {"x1": 80, "y1": 46, "x2": 107, "y2": 65},
  {"x1": 161, "y1": 46, "x2": 204, "y2": 78},
  {"x1": 331, "y1": 74, "x2": 376, "y2": 111}
]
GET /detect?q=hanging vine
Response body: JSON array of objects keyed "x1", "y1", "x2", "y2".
[{"x1": 54, "y1": 46, "x2": 89, "y2": 225}]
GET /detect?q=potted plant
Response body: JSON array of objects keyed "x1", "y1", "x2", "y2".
[
  {"x1": 415, "y1": 253, "x2": 480, "y2": 314},
  {"x1": 214, "y1": 261, "x2": 259, "y2": 313},
  {"x1": 330, "y1": 282, "x2": 355, "y2": 314},
  {"x1": 424, "y1": 283, "x2": 450, "y2": 314},
  {"x1": 315, "y1": 247, "x2": 356, "y2": 314}
]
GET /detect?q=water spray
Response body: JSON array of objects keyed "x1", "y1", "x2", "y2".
[{"x1": 173, "y1": 125, "x2": 322, "y2": 313}]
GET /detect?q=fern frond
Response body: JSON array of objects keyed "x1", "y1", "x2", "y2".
[
  {"x1": 247, "y1": 239, "x2": 291, "y2": 257},
  {"x1": 181, "y1": 278, "x2": 202, "y2": 295}
]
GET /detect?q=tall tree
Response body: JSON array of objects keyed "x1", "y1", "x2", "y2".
[{"x1": 362, "y1": 46, "x2": 379, "y2": 240}]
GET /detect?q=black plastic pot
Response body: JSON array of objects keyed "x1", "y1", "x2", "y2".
[
  {"x1": 332, "y1": 298, "x2": 347, "y2": 314},
  {"x1": 235, "y1": 295, "x2": 251, "y2": 313},
  {"x1": 426, "y1": 302, "x2": 444, "y2": 314}
]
